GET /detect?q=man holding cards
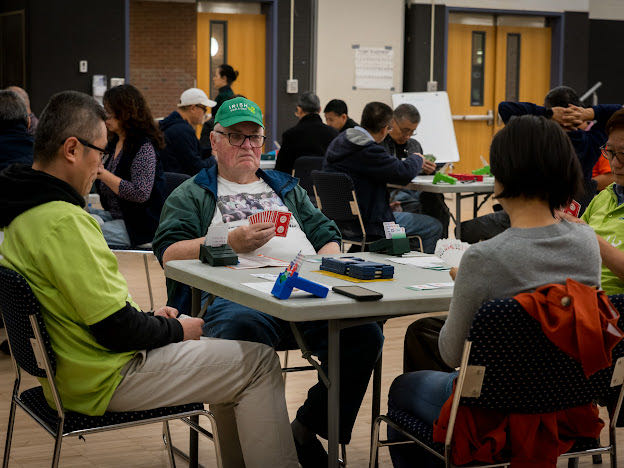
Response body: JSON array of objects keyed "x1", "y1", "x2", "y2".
[{"x1": 153, "y1": 97, "x2": 384, "y2": 467}]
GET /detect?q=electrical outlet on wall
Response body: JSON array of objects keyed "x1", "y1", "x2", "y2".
[
  {"x1": 79, "y1": 60, "x2": 88, "y2": 73},
  {"x1": 427, "y1": 81, "x2": 438, "y2": 92},
  {"x1": 286, "y1": 79, "x2": 298, "y2": 94}
]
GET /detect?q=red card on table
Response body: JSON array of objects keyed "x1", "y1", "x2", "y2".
[
  {"x1": 563, "y1": 200, "x2": 581, "y2": 217},
  {"x1": 274, "y1": 212, "x2": 291, "y2": 237}
]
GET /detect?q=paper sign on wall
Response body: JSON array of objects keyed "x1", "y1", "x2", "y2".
[{"x1": 353, "y1": 46, "x2": 394, "y2": 90}]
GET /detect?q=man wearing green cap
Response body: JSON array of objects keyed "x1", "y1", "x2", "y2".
[{"x1": 153, "y1": 97, "x2": 384, "y2": 466}]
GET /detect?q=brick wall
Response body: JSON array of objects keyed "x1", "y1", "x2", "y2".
[{"x1": 129, "y1": 1, "x2": 197, "y2": 118}]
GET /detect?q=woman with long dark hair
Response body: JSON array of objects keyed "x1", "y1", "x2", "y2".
[{"x1": 93, "y1": 84, "x2": 166, "y2": 247}]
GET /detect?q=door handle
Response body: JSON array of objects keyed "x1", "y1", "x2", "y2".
[{"x1": 452, "y1": 109, "x2": 494, "y2": 125}]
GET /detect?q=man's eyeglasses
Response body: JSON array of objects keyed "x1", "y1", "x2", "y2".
[
  {"x1": 215, "y1": 131, "x2": 266, "y2": 148},
  {"x1": 601, "y1": 144, "x2": 624, "y2": 165},
  {"x1": 76, "y1": 137, "x2": 110, "y2": 160},
  {"x1": 196, "y1": 104, "x2": 208, "y2": 114}
]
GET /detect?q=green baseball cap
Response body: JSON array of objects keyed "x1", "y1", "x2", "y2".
[{"x1": 214, "y1": 97, "x2": 264, "y2": 128}]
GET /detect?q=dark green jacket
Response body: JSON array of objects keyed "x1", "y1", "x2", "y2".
[{"x1": 153, "y1": 164, "x2": 341, "y2": 313}]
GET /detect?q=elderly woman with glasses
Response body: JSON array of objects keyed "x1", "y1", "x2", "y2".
[{"x1": 92, "y1": 84, "x2": 167, "y2": 248}]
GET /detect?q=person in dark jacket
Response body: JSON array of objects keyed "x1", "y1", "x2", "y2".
[
  {"x1": 159, "y1": 88, "x2": 216, "y2": 176},
  {"x1": 94, "y1": 84, "x2": 167, "y2": 247},
  {"x1": 6, "y1": 86, "x2": 38, "y2": 135},
  {"x1": 0, "y1": 89, "x2": 34, "y2": 171},
  {"x1": 323, "y1": 99, "x2": 358, "y2": 133},
  {"x1": 323, "y1": 101, "x2": 442, "y2": 253},
  {"x1": 275, "y1": 92, "x2": 338, "y2": 174},
  {"x1": 459, "y1": 86, "x2": 622, "y2": 243},
  {"x1": 199, "y1": 64, "x2": 238, "y2": 150}
]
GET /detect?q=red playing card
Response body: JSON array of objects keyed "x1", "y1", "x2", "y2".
[
  {"x1": 249, "y1": 213, "x2": 258, "y2": 224},
  {"x1": 274, "y1": 212, "x2": 292, "y2": 237},
  {"x1": 563, "y1": 200, "x2": 581, "y2": 217}
]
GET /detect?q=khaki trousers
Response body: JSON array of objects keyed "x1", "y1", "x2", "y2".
[{"x1": 107, "y1": 337, "x2": 298, "y2": 468}]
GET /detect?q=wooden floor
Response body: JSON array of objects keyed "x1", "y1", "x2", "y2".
[{"x1": 0, "y1": 194, "x2": 619, "y2": 467}]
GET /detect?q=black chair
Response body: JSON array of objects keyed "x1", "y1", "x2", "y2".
[
  {"x1": 0, "y1": 266, "x2": 221, "y2": 468},
  {"x1": 164, "y1": 171, "x2": 191, "y2": 198},
  {"x1": 370, "y1": 296, "x2": 624, "y2": 468},
  {"x1": 291, "y1": 156, "x2": 324, "y2": 207},
  {"x1": 312, "y1": 170, "x2": 423, "y2": 252}
]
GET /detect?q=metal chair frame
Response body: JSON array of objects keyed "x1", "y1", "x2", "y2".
[
  {"x1": 369, "y1": 303, "x2": 624, "y2": 468},
  {"x1": 0, "y1": 268, "x2": 221, "y2": 468}
]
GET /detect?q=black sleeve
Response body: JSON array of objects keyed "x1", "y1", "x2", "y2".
[
  {"x1": 90, "y1": 302, "x2": 184, "y2": 352},
  {"x1": 497, "y1": 101, "x2": 546, "y2": 124},
  {"x1": 275, "y1": 130, "x2": 295, "y2": 174}
]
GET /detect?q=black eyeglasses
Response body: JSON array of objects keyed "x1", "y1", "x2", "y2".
[
  {"x1": 215, "y1": 131, "x2": 266, "y2": 148},
  {"x1": 601, "y1": 144, "x2": 624, "y2": 165},
  {"x1": 196, "y1": 104, "x2": 208, "y2": 114},
  {"x1": 76, "y1": 137, "x2": 110, "y2": 160}
]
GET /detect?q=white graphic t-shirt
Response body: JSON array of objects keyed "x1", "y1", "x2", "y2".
[{"x1": 210, "y1": 176, "x2": 316, "y2": 260}]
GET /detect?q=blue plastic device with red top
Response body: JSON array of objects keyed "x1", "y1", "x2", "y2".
[{"x1": 270, "y1": 271, "x2": 328, "y2": 300}]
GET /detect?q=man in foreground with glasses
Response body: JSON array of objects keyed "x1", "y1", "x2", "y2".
[
  {"x1": 383, "y1": 103, "x2": 450, "y2": 237},
  {"x1": 154, "y1": 96, "x2": 384, "y2": 467},
  {"x1": 159, "y1": 87, "x2": 216, "y2": 176},
  {"x1": 0, "y1": 91, "x2": 300, "y2": 467},
  {"x1": 561, "y1": 109, "x2": 624, "y2": 296}
]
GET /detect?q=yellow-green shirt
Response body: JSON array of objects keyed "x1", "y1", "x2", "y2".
[
  {"x1": 0, "y1": 201, "x2": 136, "y2": 415},
  {"x1": 582, "y1": 184, "x2": 624, "y2": 295}
]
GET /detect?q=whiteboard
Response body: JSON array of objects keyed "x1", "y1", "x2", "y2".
[{"x1": 391, "y1": 92, "x2": 460, "y2": 163}]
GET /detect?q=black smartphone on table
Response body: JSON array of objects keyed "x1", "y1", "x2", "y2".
[{"x1": 332, "y1": 286, "x2": 383, "y2": 301}]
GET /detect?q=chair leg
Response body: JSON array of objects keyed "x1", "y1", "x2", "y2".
[
  {"x1": 202, "y1": 411, "x2": 222, "y2": 468},
  {"x1": 568, "y1": 457, "x2": 579, "y2": 468},
  {"x1": 369, "y1": 416, "x2": 382, "y2": 468},
  {"x1": 2, "y1": 399, "x2": 17, "y2": 468},
  {"x1": 594, "y1": 454, "x2": 603, "y2": 464},
  {"x1": 163, "y1": 421, "x2": 177, "y2": 468},
  {"x1": 142, "y1": 254, "x2": 155, "y2": 311},
  {"x1": 51, "y1": 423, "x2": 64, "y2": 468},
  {"x1": 282, "y1": 350, "x2": 289, "y2": 383},
  {"x1": 339, "y1": 443, "x2": 347, "y2": 467}
]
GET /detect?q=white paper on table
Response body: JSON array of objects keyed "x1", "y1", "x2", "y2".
[
  {"x1": 385, "y1": 256, "x2": 450, "y2": 269},
  {"x1": 407, "y1": 282, "x2": 454, "y2": 291},
  {"x1": 250, "y1": 273, "x2": 279, "y2": 281},
  {"x1": 242, "y1": 281, "x2": 330, "y2": 298},
  {"x1": 229, "y1": 255, "x2": 290, "y2": 269}
]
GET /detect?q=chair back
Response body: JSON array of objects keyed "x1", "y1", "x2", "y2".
[
  {"x1": 292, "y1": 156, "x2": 324, "y2": 207},
  {"x1": 0, "y1": 266, "x2": 56, "y2": 378},
  {"x1": 459, "y1": 297, "x2": 624, "y2": 413},
  {"x1": 312, "y1": 170, "x2": 367, "y2": 238},
  {"x1": 163, "y1": 172, "x2": 191, "y2": 199}
]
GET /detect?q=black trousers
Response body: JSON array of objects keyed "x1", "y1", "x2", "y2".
[{"x1": 403, "y1": 316, "x2": 454, "y2": 373}]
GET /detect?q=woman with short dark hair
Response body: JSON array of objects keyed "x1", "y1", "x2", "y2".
[
  {"x1": 388, "y1": 115, "x2": 601, "y2": 467},
  {"x1": 93, "y1": 84, "x2": 166, "y2": 247}
]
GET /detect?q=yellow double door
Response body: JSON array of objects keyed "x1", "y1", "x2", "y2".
[{"x1": 447, "y1": 18, "x2": 551, "y2": 172}]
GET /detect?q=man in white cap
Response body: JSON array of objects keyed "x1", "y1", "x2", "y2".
[{"x1": 159, "y1": 88, "x2": 217, "y2": 176}]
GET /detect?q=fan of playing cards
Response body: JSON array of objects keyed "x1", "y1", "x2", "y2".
[
  {"x1": 434, "y1": 238, "x2": 470, "y2": 268},
  {"x1": 249, "y1": 211, "x2": 292, "y2": 237}
]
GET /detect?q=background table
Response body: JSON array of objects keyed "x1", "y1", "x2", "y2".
[
  {"x1": 388, "y1": 174, "x2": 495, "y2": 239},
  {"x1": 165, "y1": 252, "x2": 453, "y2": 467}
]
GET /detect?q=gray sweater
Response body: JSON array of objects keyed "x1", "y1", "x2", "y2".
[{"x1": 438, "y1": 221, "x2": 601, "y2": 367}]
